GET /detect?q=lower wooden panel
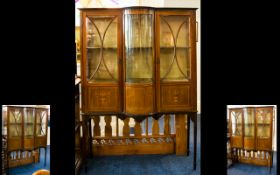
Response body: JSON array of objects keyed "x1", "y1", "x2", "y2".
[
  {"x1": 8, "y1": 138, "x2": 22, "y2": 151},
  {"x1": 93, "y1": 142, "x2": 174, "y2": 155},
  {"x1": 125, "y1": 84, "x2": 154, "y2": 115},
  {"x1": 159, "y1": 84, "x2": 193, "y2": 112},
  {"x1": 24, "y1": 138, "x2": 34, "y2": 150},
  {"x1": 84, "y1": 86, "x2": 120, "y2": 113},
  {"x1": 257, "y1": 138, "x2": 271, "y2": 151},
  {"x1": 35, "y1": 137, "x2": 47, "y2": 148},
  {"x1": 231, "y1": 136, "x2": 243, "y2": 148},
  {"x1": 244, "y1": 137, "x2": 254, "y2": 150}
]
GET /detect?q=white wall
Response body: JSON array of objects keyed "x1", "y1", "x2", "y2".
[{"x1": 75, "y1": 0, "x2": 201, "y2": 113}]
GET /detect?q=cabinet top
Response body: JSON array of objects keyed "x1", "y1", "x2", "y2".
[
  {"x1": 3, "y1": 105, "x2": 49, "y2": 109},
  {"x1": 227, "y1": 105, "x2": 276, "y2": 109},
  {"x1": 79, "y1": 7, "x2": 198, "y2": 11}
]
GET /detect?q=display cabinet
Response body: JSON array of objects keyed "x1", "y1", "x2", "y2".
[
  {"x1": 228, "y1": 106, "x2": 274, "y2": 171},
  {"x1": 80, "y1": 7, "x2": 197, "y2": 115},
  {"x1": 4, "y1": 106, "x2": 48, "y2": 168},
  {"x1": 80, "y1": 7, "x2": 198, "y2": 170}
]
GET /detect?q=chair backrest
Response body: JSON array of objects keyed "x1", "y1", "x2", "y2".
[{"x1": 32, "y1": 169, "x2": 50, "y2": 175}]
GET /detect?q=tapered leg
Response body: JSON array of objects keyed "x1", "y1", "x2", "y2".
[
  {"x1": 88, "y1": 118, "x2": 93, "y2": 157},
  {"x1": 187, "y1": 115, "x2": 190, "y2": 156},
  {"x1": 189, "y1": 112, "x2": 197, "y2": 170}
]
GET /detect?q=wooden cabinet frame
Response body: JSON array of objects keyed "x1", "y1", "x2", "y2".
[
  {"x1": 5, "y1": 106, "x2": 48, "y2": 169},
  {"x1": 228, "y1": 106, "x2": 274, "y2": 172},
  {"x1": 80, "y1": 7, "x2": 198, "y2": 170}
]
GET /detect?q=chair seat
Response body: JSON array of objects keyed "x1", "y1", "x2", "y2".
[{"x1": 32, "y1": 169, "x2": 50, "y2": 175}]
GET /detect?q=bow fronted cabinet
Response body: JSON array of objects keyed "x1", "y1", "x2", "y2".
[
  {"x1": 228, "y1": 106, "x2": 276, "y2": 172},
  {"x1": 79, "y1": 7, "x2": 198, "y2": 170},
  {"x1": 2, "y1": 106, "x2": 48, "y2": 168}
]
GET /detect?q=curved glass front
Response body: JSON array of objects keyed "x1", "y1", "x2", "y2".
[
  {"x1": 24, "y1": 108, "x2": 35, "y2": 137},
  {"x1": 124, "y1": 9, "x2": 154, "y2": 83},
  {"x1": 244, "y1": 108, "x2": 254, "y2": 137}
]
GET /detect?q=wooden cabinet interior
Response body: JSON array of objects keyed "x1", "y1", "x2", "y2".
[{"x1": 228, "y1": 106, "x2": 275, "y2": 171}]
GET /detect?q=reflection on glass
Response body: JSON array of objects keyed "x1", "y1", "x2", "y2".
[
  {"x1": 244, "y1": 108, "x2": 254, "y2": 137},
  {"x1": 231, "y1": 111, "x2": 242, "y2": 136},
  {"x1": 160, "y1": 15, "x2": 190, "y2": 81},
  {"x1": 36, "y1": 110, "x2": 47, "y2": 136},
  {"x1": 125, "y1": 13, "x2": 153, "y2": 83},
  {"x1": 86, "y1": 16, "x2": 118, "y2": 82},
  {"x1": 24, "y1": 109, "x2": 34, "y2": 137},
  {"x1": 256, "y1": 109, "x2": 271, "y2": 138}
]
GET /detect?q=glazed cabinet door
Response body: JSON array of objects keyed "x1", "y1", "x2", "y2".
[
  {"x1": 155, "y1": 10, "x2": 196, "y2": 112},
  {"x1": 24, "y1": 108, "x2": 35, "y2": 150},
  {"x1": 35, "y1": 108, "x2": 48, "y2": 148},
  {"x1": 229, "y1": 108, "x2": 243, "y2": 148},
  {"x1": 124, "y1": 8, "x2": 155, "y2": 115},
  {"x1": 255, "y1": 107, "x2": 273, "y2": 151},
  {"x1": 81, "y1": 9, "x2": 122, "y2": 113},
  {"x1": 7, "y1": 106, "x2": 23, "y2": 151},
  {"x1": 243, "y1": 107, "x2": 255, "y2": 150}
]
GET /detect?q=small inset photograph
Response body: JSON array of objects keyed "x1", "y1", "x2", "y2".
[
  {"x1": 2, "y1": 105, "x2": 50, "y2": 175},
  {"x1": 227, "y1": 105, "x2": 277, "y2": 175}
]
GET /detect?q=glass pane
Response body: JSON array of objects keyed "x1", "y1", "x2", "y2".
[
  {"x1": 244, "y1": 108, "x2": 254, "y2": 137},
  {"x1": 86, "y1": 16, "x2": 118, "y2": 82},
  {"x1": 9, "y1": 125, "x2": 22, "y2": 137},
  {"x1": 125, "y1": 14, "x2": 153, "y2": 83},
  {"x1": 256, "y1": 109, "x2": 271, "y2": 138},
  {"x1": 36, "y1": 110, "x2": 47, "y2": 136},
  {"x1": 25, "y1": 109, "x2": 34, "y2": 137},
  {"x1": 9, "y1": 110, "x2": 22, "y2": 124},
  {"x1": 160, "y1": 15, "x2": 190, "y2": 81},
  {"x1": 231, "y1": 111, "x2": 242, "y2": 136}
]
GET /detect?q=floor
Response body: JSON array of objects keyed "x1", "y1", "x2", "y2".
[
  {"x1": 80, "y1": 115, "x2": 201, "y2": 175},
  {"x1": 227, "y1": 151, "x2": 277, "y2": 175},
  {"x1": 8, "y1": 146, "x2": 50, "y2": 175}
]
